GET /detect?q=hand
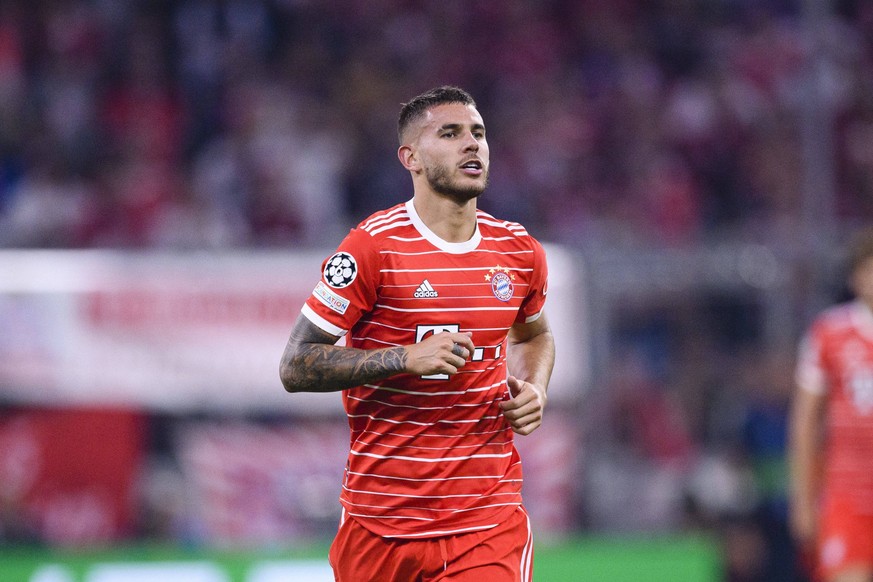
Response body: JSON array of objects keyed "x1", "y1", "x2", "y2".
[
  {"x1": 404, "y1": 332, "x2": 475, "y2": 377},
  {"x1": 789, "y1": 498, "x2": 817, "y2": 551},
  {"x1": 499, "y1": 375, "x2": 546, "y2": 435}
]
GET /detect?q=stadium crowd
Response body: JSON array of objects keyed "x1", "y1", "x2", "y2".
[
  {"x1": 1, "y1": 1, "x2": 872, "y2": 580},
  {"x1": 0, "y1": 0, "x2": 871, "y2": 250}
]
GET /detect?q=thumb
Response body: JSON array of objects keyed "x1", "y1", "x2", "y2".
[{"x1": 507, "y1": 375, "x2": 522, "y2": 398}]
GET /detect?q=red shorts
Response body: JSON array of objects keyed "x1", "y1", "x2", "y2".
[
  {"x1": 817, "y1": 494, "x2": 873, "y2": 579},
  {"x1": 328, "y1": 506, "x2": 534, "y2": 582}
]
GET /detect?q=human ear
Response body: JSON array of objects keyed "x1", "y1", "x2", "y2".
[{"x1": 398, "y1": 145, "x2": 420, "y2": 172}]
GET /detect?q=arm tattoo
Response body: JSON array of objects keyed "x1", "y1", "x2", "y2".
[{"x1": 280, "y1": 315, "x2": 408, "y2": 393}]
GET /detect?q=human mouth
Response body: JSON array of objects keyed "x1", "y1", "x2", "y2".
[{"x1": 459, "y1": 159, "x2": 484, "y2": 175}]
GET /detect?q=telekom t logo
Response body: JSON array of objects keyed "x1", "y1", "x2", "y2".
[{"x1": 415, "y1": 324, "x2": 483, "y2": 380}]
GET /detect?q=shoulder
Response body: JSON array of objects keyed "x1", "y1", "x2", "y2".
[
  {"x1": 804, "y1": 302, "x2": 872, "y2": 349},
  {"x1": 812, "y1": 302, "x2": 859, "y2": 332},
  {"x1": 335, "y1": 203, "x2": 413, "y2": 258},
  {"x1": 476, "y1": 209, "x2": 544, "y2": 250},
  {"x1": 355, "y1": 203, "x2": 413, "y2": 240}
]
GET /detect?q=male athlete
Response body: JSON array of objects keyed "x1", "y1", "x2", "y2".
[
  {"x1": 279, "y1": 86, "x2": 555, "y2": 581},
  {"x1": 790, "y1": 227, "x2": 873, "y2": 582}
]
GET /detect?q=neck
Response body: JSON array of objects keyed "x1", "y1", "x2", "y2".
[{"x1": 412, "y1": 191, "x2": 478, "y2": 243}]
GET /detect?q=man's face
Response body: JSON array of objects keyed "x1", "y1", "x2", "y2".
[{"x1": 411, "y1": 103, "x2": 490, "y2": 201}]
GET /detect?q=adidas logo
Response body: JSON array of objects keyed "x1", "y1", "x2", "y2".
[{"x1": 414, "y1": 279, "x2": 439, "y2": 298}]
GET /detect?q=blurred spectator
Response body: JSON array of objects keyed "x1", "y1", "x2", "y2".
[{"x1": 0, "y1": 0, "x2": 870, "y2": 249}]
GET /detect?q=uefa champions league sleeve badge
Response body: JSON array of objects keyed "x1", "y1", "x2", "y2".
[{"x1": 324, "y1": 252, "x2": 358, "y2": 289}]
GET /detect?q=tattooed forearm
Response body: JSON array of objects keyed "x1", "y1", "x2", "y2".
[
  {"x1": 279, "y1": 315, "x2": 409, "y2": 393},
  {"x1": 283, "y1": 343, "x2": 407, "y2": 393}
]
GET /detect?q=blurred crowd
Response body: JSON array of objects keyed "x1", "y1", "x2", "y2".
[
  {"x1": 0, "y1": 0, "x2": 872, "y2": 249},
  {"x1": 2, "y1": 1, "x2": 872, "y2": 580}
]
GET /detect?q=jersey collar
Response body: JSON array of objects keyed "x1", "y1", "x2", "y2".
[{"x1": 405, "y1": 199, "x2": 481, "y2": 254}]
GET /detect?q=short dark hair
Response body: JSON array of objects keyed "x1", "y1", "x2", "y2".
[
  {"x1": 398, "y1": 86, "x2": 477, "y2": 144},
  {"x1": 848, "y1": 226, "x2": 873, "y2": 275}
]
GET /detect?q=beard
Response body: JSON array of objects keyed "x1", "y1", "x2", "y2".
[{"x1": 425, "y1": 163, "x2": 488, "y2": 202}]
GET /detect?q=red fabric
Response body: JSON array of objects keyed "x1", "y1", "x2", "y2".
[
  {"x1": 816, "y1": 494, "x2": 873, "y2": 579},
  {"x1": 329, "y1": 505, "x2": 534, "y2": 582},
  {"x1": 303, "y1": 199, "x2": 548, "y2": 538}
]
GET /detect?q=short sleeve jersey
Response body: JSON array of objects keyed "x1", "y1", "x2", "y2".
[
  {"x1": 301, "y1": 199, "x2": 548, "y2": 538},
  {"x1": 796, "y1": 301, "x2": 873, "y2": 512}
]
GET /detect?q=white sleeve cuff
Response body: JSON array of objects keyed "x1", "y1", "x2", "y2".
[{"x1": 301, "y1": 304, "x2": 348, "y2": 337}]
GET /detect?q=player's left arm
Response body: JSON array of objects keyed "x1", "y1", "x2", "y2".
[{"x1": 500, "y1": 312, "x2": 555, "y2": 435}]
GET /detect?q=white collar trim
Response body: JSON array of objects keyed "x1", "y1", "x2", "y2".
[{"x1": 405, "y1": 199, "x2": 481, "y2": 254}]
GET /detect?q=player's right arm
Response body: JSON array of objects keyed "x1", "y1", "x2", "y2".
[
  {"x1": 788, "y1": 330, "x2": 827, "y2": 549},
  {"x1": 279, "y1": 315, "x2": 475, "y2": 393},
  {"x1": 788, "y1": 386, "x2": 826, "y2": 548}
]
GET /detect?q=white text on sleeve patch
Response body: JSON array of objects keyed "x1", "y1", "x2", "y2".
[{"x1": 312, "y1": 281, "x2": 351, "y2": 314}]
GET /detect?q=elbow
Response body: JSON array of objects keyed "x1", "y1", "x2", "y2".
[{"x1": 279, "y1": 356, "x2": 305, "y2": 393}]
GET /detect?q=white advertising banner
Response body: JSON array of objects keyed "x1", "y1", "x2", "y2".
[{"x1": 0, "y1": 246, "x2": 584, "y2": 413}]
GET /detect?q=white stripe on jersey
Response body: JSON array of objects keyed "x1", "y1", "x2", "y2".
[
  {"x1": 359, "y1": 316, "x2": 513, "y2": 333},
  {"x1": 368, "y1": 220, "x2": 414, "y2": 236},
  {"x1": 346, "y1": 413, "x2": 501, "y2": 426},
  {"x1": 346, "y1": 394, "x2": 496, "y2": 410},
  {"x1": 352, "y1": 335, "x2": 402, "y2": 347},
  {"x1": 359, "y1": 427, "x2": 508, "y2": 440},
  {"x1": 521, "y1": 509, "x2": 534, "y2": 582},
  {"x1": 373, "y1": 304, "x2": 520, "y2": 313},
  {"x1": 379, "y1": 248, "x2": 533, "y2": 257},
  {"x1": 345, "y1": 501, "x2": 519, "y2": 514},
  {"x1": 477, "y1": 217, "x2": 529, "y2": 234},
  {"x1": 361, "y1": 206, "x2": 407, "y2": 230},
  {"x1": 355, "y1": 319, "x2": 416, "y2": 332},
  {"x1": 387, "y1": 294, "x2": 521, "y2": 302},
  {"x1": 380, "y1": 266, "x2": 534, "y2": 273},
  {"x1": 347, "y1": 470, "x2": 508, "y2": 482},
  {"x1": 368, "y1": 380, "x2": 503, "y2": 396},
  {"x1": 381, "y1": 524, "x2": 502, "y2": 538},
  {"x1": 353, "y1": 439, "x2": 509, "y2": 452},
  {"x1": 342, "y1": 485, "x2": 517, "y2": 499},
  {"x1": 348, "y1": 450, "x2": 512, "y2": 463}
]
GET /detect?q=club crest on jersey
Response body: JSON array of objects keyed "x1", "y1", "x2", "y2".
[
  {"x1": 485, "y1": 265, "x2": 514, "y2": 302},
  {"x1": 324, "y1": 252, "x2": 357, "y2": 289}
]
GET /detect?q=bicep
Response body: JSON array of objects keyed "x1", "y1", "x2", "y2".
[
  {"x1": 789, "y1": 386, "x2": 827, "y2": 447},
  {"x1": 287, "y1": 313, "x2": 342, "y2": 348},
  {"x1": 282, "y1": 314, "x2": 342, "y2": 367},
  {"x1": 508, "y1": 312, "x2": 551, "y2": 345}
]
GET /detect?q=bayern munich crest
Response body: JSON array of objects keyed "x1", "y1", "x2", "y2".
[
  {"x1": 324, "y1": 252, "x2": 358, "y2": 288},
  {"x1": 485, "y1": 265, "x2": 514, "y2": 302}
]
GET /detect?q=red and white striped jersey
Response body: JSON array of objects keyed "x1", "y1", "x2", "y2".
[
  {"x1": 796, "y1": 301, "x2": 873, "y2": 513},
  {"x1": 301, "y1": 199, "x2": 548, "y2": 538}
]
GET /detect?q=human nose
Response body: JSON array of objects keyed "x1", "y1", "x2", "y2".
[{"x1": 461, "y1": 131, "x2": 480, "y2": 151}]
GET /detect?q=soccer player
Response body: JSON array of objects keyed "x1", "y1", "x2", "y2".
[
  {"x1": 279, "y1": 86, "x2": 554, "y2": 581},
  {"x1": 789, "y1": 227, "x2": 873, "y2": 582}
]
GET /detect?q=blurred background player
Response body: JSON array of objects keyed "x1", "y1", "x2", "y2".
[
  {"x1": 279, "y1": 86, "x2": 555, "y2": 581},
  {"x1": 790, "y1": 227, "x2": 873, "y2": 582}
]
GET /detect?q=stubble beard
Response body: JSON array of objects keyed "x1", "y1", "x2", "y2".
[{"x1": 425, "y1": 164, "x2": 488, "y2": 202}]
